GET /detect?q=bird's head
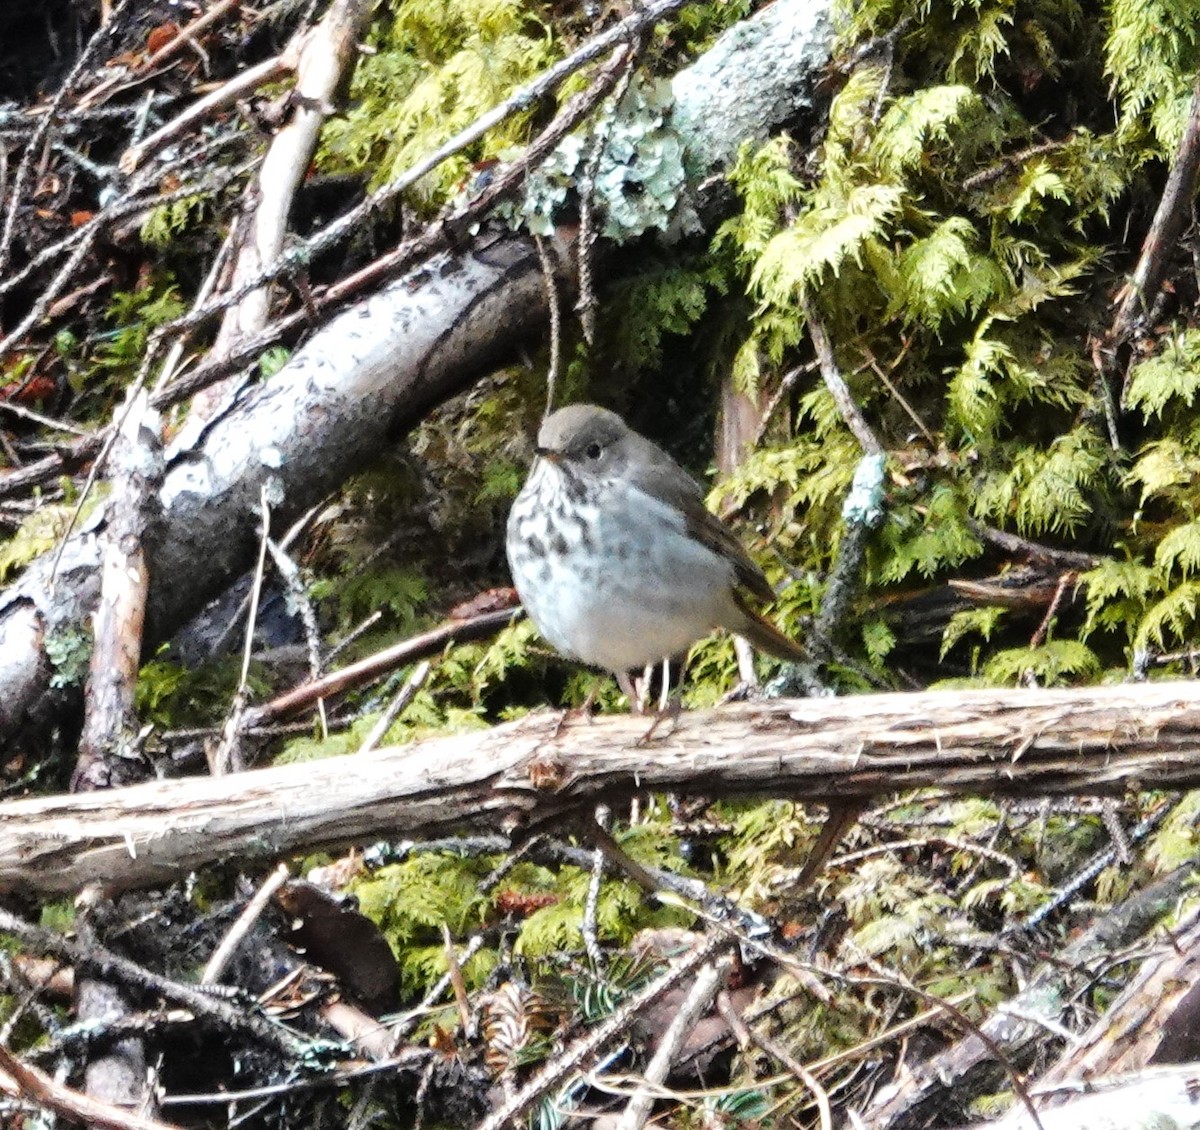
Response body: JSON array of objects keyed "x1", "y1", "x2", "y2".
[{"x1": 534, "y1": 404, "x2": 631, "y2": 477}]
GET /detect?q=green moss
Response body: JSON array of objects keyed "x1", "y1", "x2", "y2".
[{"x1": 319, "y1": 0, "x2": 556, "y2": 204}]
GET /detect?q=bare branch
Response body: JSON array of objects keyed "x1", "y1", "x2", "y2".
[
  {"x1": 2, "y1": 681, "x2": 1200, "y2": 894},
  {"x1": 0, "y1": 1043, "x2": 182, "y2": 1130}
]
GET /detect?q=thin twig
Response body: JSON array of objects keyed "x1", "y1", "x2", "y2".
[
  {"x1": 0, "y1": 0, "x2": 136, "y2": 274},
  {"x1": 440, "y1": 924, "x2": 473, "y2": 1037},
  {"x1": 326, "y1": 610, "x2": 383, "y2": 664},
  {"x1": 266, "y1": 536, "x2": 328, "y2": 740},
  {"x1": 582, "y1": 806, "x2": 609, "y2": 971},
  {"x1": 142, "y1": 0, "x2": 691, "y2": 369},
  {"x1": 967, "y1": 519, "x2": 1099, "y2": 570},
  {"x1": 244, "y1": 607, "x2": 520, "y2": 728},
  {"x1": 0, "y1": 1043, "x2": 182, "y2": 1130},
  {"x1": 614, "y1": 950, "x2": 732, "y2": 1130},
  {"x1": 1113, "y1": 68, "x2": 1200, "y2": 349},
  {"x1": 209, "y1": 499, "x2": 324, "y2": 658},
  {"x1": 202, "y1": 863, "x2": 291, "y2": 985},
  {"x1": 119, "y1": 54, "x2": 292, "y2": 174},
  {"x1": 152, "y1": 230, "x2": 238, "y2": 396},
  {"x1": 716, "y1": 992, "x2": 833, "y2": 1130},
  {"x1": 575, "y1": 43, "x2": 642, "y2": 345},
  {"x1": 0, "y1": 908, "x2": 323, "y2": 1062},
  {"x1": 1029, "y1": 571, "x2": 1076, "y2": 649},
  {"x1": 1017, "y1": 801, "x2": 1172, "y2": 932},
  {"x1": 132, "y1": 0, "x2": 241, "y2": 79},
  {"x1": 357, "y1": 660, "x2": 431, "y2": 754},
  {"x1": 474, "y1": 933, "x2": 730, "y2": 1130},
  {"x1": 684, "y1": 902, "x2": 1047, "y2": 1130},
  {"x1": 213, "y1": 483, "x2": 274, "y2": 775},
  {"x1": 828, "y1": 834, "x2": 1021, "y2": 878},
  {"x1": 0, "y1": 400, "x2": 91, "y2": 436},
  {"x1": 0, "y1": 139, "x2": 253, "y2": 306},
  {"x1": 145, "y1": 40, "x2": 635, "y2": 412},
  {"x1": 752, "y1": 363, "x2": 814, "y2": 446},
  {"x1": 865, "y1": 347, "x2": 935, "y2": 446},
  {"x1": 534, "y1": 233, "x2": 562, "y2": 419},
  {"x1": 802, "y1": 298, "x2": 883, "y2": 455},
  {"x1": 240, "y1": 486, "x2": 274, "y2": 696},
  {"x1": 386, "y1": 936, "x2": 487, "y2": 1047}
]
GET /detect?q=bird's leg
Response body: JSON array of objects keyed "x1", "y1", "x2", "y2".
[
  {"x1": 640, "y1": 656, "x2": 684, "y2": 743},
  {"x1": 616, "y1": 670, "x2": 641, "y2": 713},
  {"x1": 640, "y1": 663, "x2": 656, "y2": 712},
  {"x1": 551, "y1": 674, "x2": 608, "y2": 738},
  {"x1": 658, "y1": 656, "x2": 672, "y2": 713}
]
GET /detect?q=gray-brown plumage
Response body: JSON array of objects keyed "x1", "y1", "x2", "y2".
[{"x1": 506, "y1": 404, "x2": 803, "y2": 675}]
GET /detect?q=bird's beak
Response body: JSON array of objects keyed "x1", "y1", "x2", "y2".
[{"x1": 535, "y1": 446, "x2": 560, "y2": 463}]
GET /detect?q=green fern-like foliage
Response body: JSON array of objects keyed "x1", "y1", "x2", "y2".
[
  {"x1": 1105, "y1": 0, "x2": 1200, "y2": 149},
  {"x1": 352, "y1": 853, "x2": 495, "y2": 995},
  {"x1": 319, "y1": 0, "x2": 555, "y2": 203},
  {"x1": 980, "y1": 638, "x2": 1102, "y2": 685},
  {"x1": 697, "y1": 0, "x2": 1200, "y2": 685},
  {"x1": 719, "y1": 800, "x2": 820, "y2": 902},
  {"x1": 348, "y1": 824, "x2": 692, "y2": 999},
  {"x1": 841, "y1": 857, "x2": 955, "y2": 966},
  {"x1": 1125, "y1": 327, "x2": 1200, "y2": 421},
  {"x1": 514, "y1": 824, "x2": 693, "y2": 956},
  {"x1": 941, "y1": 606, "x2": 1008, "y2": 664},
  {"x1": 877, "y1": 486, "x2": 983, "y2": 584},
  {"x1": 1078, "y1": 329, "x2": 1200, "y2": 653},
  {"x1": 311, "y1": 565, "x2": 428, "y2": 636},
  {"x1": 601, "y1": 259, "x2": 730, "y2": 373},
  {"x1": 973, "y1": 428, "x2": 1112, "y2": 537},
  {"x1": 84, "y1": 279, "x2": 184, "y2": 411},
  {"x1": 140, "y1": 194, "x2": 210, "y2": 248},
  {"x1": 1145, "y1": 790, "x2": 1200, "y2": 872}
]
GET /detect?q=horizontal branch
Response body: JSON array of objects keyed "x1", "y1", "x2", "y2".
[{"x1": 2, "y1": 680, "x2": 1199, "y2": 894}]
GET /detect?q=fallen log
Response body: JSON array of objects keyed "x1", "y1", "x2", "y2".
[{"x1": 2, "y1": 680, "x2": 1198, "y2": 894}]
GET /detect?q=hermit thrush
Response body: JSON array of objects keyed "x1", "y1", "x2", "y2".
[{"x1": 506, "y1": 404, "x2": 802, "y2": 683}]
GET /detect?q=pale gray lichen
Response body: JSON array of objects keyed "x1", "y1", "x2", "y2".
[
  {"x1": 842, "y1": 453, "x2": 887, "y2": 528},
  {"x1": 503, "y1": 78, "x2": 697, "y2": 244},
  {"x1": 46, "y1": 625, "x2": 92, "y2": 689}
]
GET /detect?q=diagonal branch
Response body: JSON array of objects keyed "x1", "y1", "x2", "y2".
[{"x1": 1112, "y1": 68, "x2": 1200, "y2": 348}]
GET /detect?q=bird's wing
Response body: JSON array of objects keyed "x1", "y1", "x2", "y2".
[{"x1": 628, "y1": 436, "x2": 777, "y2": 605}]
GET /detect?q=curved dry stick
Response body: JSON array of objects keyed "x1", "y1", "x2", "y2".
[
  {"x1": 198, "y1": 0, "x2": 372, "y2": 413},
  {"x1": 1113, "y1": 70, "x2": 1200, "y2": 348},
  {"x1": 0, "y1": 1043, "x2": 182, "y2": 1130},
  {"x1": 615, "y1": 953, "x2": 733, "y2": 1130}
]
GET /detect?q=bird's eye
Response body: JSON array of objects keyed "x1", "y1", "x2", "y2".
[{"x1": 585, "y1": 442, "x2": 603, "y2": 460}]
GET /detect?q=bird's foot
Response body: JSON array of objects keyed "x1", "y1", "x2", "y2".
[
  {"x1": 639, "y1": 693, "x2": 682, "y2": 744},
  {"x1": 719, "y1": 679, "x2": 756, "y2": 705},
  {"x1": 550, "y1": 679, "x2": 607, "y2": 739}
]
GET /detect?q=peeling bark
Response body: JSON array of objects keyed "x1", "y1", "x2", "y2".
[
  {"x1": 862, "y1": 861, "x2": 1199, "y2": 1127},
  {"x1": 969, "y1": 1063, "x2": 1200, "y2": 1130},
  {"x1": 73, "y1": 390, "x2": 162, "y2": 791},
  {"x1": 1, "y1": 680, "x2": 1199, "y2": 895}
]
